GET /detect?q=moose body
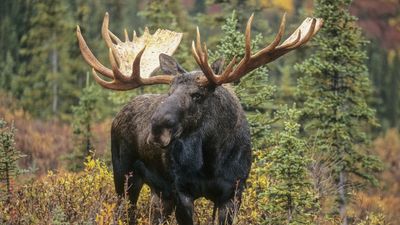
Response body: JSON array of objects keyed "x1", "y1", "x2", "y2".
[
  {"x1": 111, "y1": 70, "x2": 252, "y2": 224},
  {"x1": 76, "y1": 11, "x2": 322, "y2": 225}
]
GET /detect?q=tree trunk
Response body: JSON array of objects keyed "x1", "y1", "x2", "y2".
[
  {"x1": 334, "y1": 61, "x2": 348, "y2": 225},
  {"x1": 85, "y1": 122, "x2": 91, "y2": 155},
  {"x1": 287, "y1": 195, "x2": 293, "y2": 223},
  {"x1": 51, "y1": 33, "x2": 59, "y2": 114},
  {"x1": 5, "y1": 161, "x2": 11, "y2": 203},
  {"x1": 339, "y1": 170, "x2": 348, "y2": 225}
]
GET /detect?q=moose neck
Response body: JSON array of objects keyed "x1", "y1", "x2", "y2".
[{"x1": 200, "y1": 85, "x2": 243, "y2": 145}]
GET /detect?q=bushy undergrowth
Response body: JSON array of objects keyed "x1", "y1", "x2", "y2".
[
  {"x1": 1, "y1": 158, "x2": 127, "y2": 224},
  {"x1": 0, "y1": 157, "x2": 271, "y2": 225},
  {"x1": 0, "y1": 95, "x2": 111, "y2": 173}
]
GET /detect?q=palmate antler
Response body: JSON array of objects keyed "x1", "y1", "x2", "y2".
[
  {"x1": 76, "y1": 12, "x2": 183, "y2": 90},
  {"x1": 192, "y1": 14, "x2": 323, "y2": 86}
]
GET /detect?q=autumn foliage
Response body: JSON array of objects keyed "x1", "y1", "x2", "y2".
[
  {"x1": 0, "y1": 157, "x2": 273, "y2": 225},
  {"x1": 0, "y1": 94, "x2": 110, "y2": 173}
]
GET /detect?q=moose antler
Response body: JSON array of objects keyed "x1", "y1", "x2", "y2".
[
  {"x1": 192, "y1": 13, "x2": 323, "y2": 86},
  {"x1": 76, "y1": 12, "x2": 183, "y2": 90}
]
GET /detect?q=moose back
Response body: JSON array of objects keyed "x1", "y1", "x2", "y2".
[{"x1": 77, "y1": 12, "x2": 322, "y2": 225}]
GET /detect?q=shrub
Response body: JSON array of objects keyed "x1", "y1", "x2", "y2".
[
  {"x1": 1, "y1": 156, "x2": 272, "y2": 225},
  {"x1": 1, "y1": 157, "x2": 129, "y2": 224}
]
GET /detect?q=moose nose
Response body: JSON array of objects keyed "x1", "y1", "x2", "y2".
[
  {"x1": 147, "y1": 128, "x2": 172, "y2": 147},
  {"x1": 148, "y1": 113, "x2": 178, "y2": 147}
]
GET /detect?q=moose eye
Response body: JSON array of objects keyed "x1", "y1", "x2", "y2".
[{"x1": 191, "y1": 93, "x2": 203, "y2": 101}]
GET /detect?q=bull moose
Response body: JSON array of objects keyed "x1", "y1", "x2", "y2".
[{"x1": 76, "y1": 12, "x2": 322, "y2": 225}]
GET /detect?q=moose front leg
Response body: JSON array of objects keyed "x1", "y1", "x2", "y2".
[
  {"x1": 214, "y1": 179, "x2": 245, "y2": 225},
  {"x1": 132, "y1": 160, "x2": 177, "y2": 224},
  {"x1": 175, "y1": 192, "x2": 194, "y2": 225},
  {"x1": 149, "y1": 192, "x2": 175, "y2": 224},
  {"x1": 217, "y1": 199, "x2": 239, "y2": 225}
]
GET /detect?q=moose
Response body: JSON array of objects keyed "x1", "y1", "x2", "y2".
[{"x1": 77, "y1": 12, "x2": 322, "y2": 225}]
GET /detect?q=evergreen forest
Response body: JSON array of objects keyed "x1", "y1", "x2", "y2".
[{"x1": 1, "y1": 0, "x2": 399, "y2": 224}]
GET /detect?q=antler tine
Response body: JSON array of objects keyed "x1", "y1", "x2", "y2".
[
  {"x1": 130, "y1": 46, "x2": 145, "y2": 83},
  {"x1": 130, "y1": 46, "x2": 173, "y2": 85},
  {"x1": 102, "y1": 13, "x2": 122, "y2": 45},
  {"x1": 244, "y1": 13, "x2": 254, "y2": 60},
  {"x1": 277, "y1": 30, "x2": 301, "y2": 50},
  {"x1": 201, "y1": 43, "x2": 220, "y2": 83},
  {"x1": 192, "y1": 27, "x2": 222, "y2": 85},
  {"x1": 124, "y1": 29, "x2": 129, "y2": 42},
  {"x1": 293, "y1": 18, "x2": 317, "y2": 47},
  {"x1": 254, "y1": 13, "x2": 287, "y2": 57},
  {"x1": 91, "y1": 68, "x2": 117, "y2": 89},
  {"x1": 225, "y1": 13, "x2": 256, "y2": 83},
  {"x1": 91, "y1": 68, "x2": 139, "y2": 91},
  {"x1": 191, "y1": 41, "x2": 202, "y2": 66},
  {"x1": 102, "y1": 13, "x2": 121, "y2": 66},
  {"x1": 108, "y1": 48, "x2": 131, "y2": 82},
  {"x1": 76, "y1": 25, "x2": 114, "y2": 79},
  {"x1": 108, "y1": 31, "x2": 122, "y2": 44},
  {"x1": 101, "y1": 13, "x2": 114, "y2": 49},
  {"x1": 220, "y1": 56, "x2": 237, "y2": 80},
  {"x1": 195, "y1": 27, "x2": 202, "y2": 58},
  {"x1": 313, "y1": 19, "x2": 323, "y2": 36}
]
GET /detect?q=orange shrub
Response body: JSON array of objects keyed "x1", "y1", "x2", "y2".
[{"x1": 0, "y1": 95, "x2": 111, "y2": 173}]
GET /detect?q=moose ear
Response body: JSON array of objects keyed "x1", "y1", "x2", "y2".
[
  {"x1": 159, "y1": 54, "x2": 187, "y2": 75},
  {"x1": 211, "y1": 58, "x2": 225, "y2": 75}
]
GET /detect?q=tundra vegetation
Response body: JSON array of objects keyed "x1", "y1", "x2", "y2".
[{"x1": 0, "y1": 0, "x2": 399, "y2": 225}]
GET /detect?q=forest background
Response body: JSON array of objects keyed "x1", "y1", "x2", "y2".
[{"x1": 0, "y1": 0, "x2": 399, "y2": 224}]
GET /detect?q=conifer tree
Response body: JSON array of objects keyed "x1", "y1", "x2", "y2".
[
  {"x1": 138, "y1": 0, "x2": 177, "y2": 32},
  {"x1": 264, "y1": 106, "x2": 317, "y2": 225},
  {"x1": 68, "y1": 75, "x2": 102, "y2": 171},
  {"x1": 0, "y1": 118, "x2": 24, "y2": 203},
  {"x1": 295, "y1": 0, "x2": 382, "y2": 223},
  {"x1": 0, "y1": 0, "x2": 33, "y2": 91},
  {"x1": 15, "y1": 0, "x2": 77, "y2": 118}
]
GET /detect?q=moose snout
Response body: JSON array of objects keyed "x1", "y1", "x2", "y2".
[
  {"x1": 148, "y1": 113, "x2": 179, "y2": 147},
  {"x1": 147, "y1": 127, "x2": 173, "y2": 147}
]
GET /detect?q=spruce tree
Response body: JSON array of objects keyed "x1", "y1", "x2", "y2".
[
  {"x1": 0, "y1": 118, "x2": 24, "y2": 203},
  {"x1": 264, "y1": 106, "x2": 317, "y2": 225},
  {"x1": 15, "y1": 0, "x2": 77, "y2": 118},
  {"x1": 68, "y1": 75, "x2": 101, "y2": 171},
  {"x1": 0, "y1": 0, "x2": 33, "y2": 91},
  {"x1": 295, "y1": 0, "x2": 382, "y2": 223}
]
